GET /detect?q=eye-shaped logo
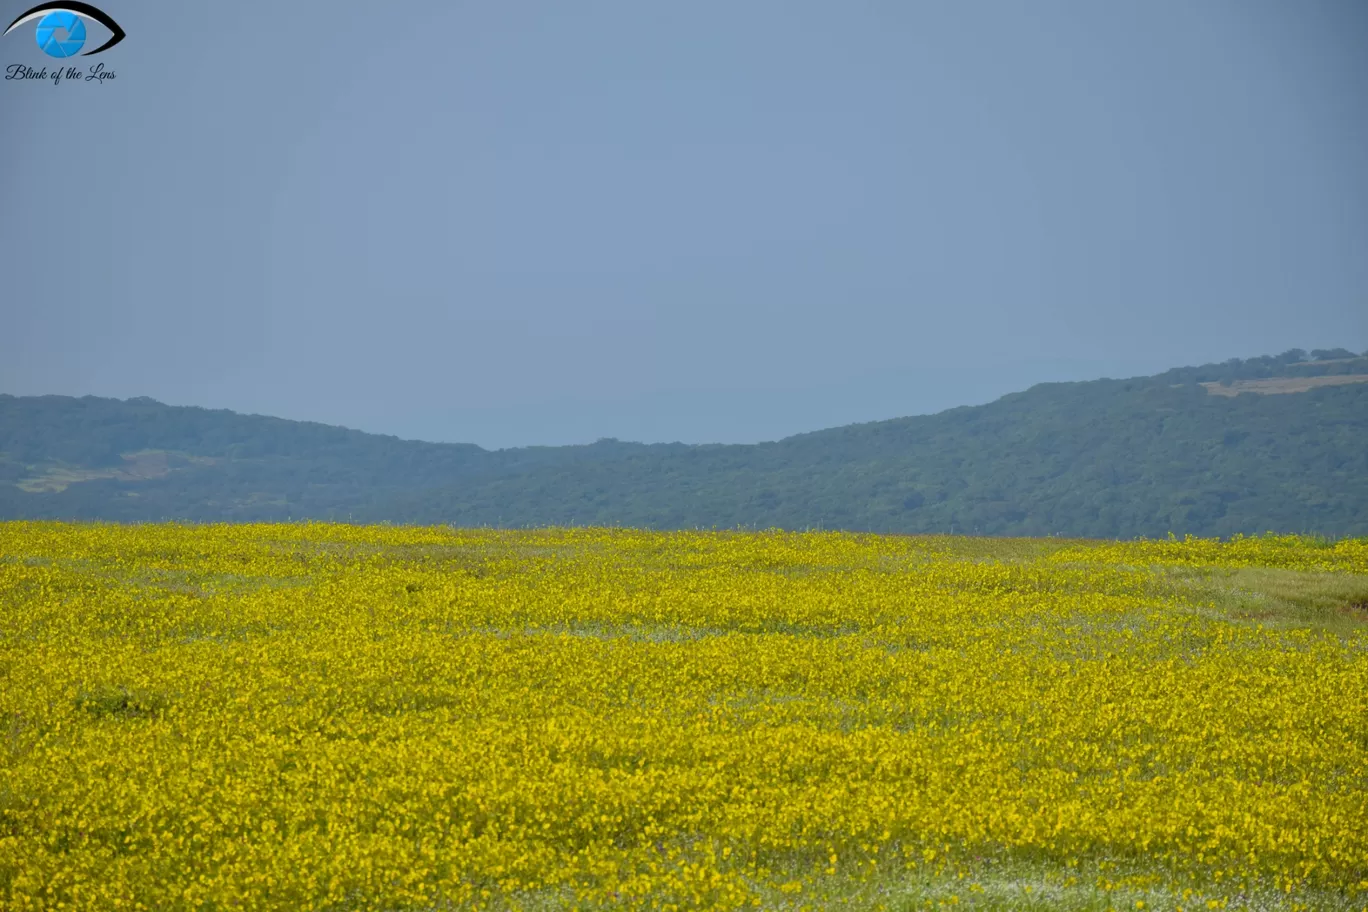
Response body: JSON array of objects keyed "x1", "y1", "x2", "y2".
[{"x1": 3, "y1": 2, "x2": 125, "y2": 57}]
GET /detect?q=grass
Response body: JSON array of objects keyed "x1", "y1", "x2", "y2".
[
  {"x1": 12, "y1": 449, "x2": 215, "y2": 493},
  {"x1": 1201, "y1": 375, "x2": 1368, "y2": 397},
  {"x1": 1154, "y1": 565, "x2": 1368, "y2": 633}
]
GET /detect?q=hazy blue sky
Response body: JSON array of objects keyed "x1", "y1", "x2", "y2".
[{"x1": 2, "y1": 1, "x2": 1365, "y2": 448}]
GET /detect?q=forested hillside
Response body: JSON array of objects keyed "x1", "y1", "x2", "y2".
[{"x1": 3, "y1": 349, "x2": 1366, "y2": 538}]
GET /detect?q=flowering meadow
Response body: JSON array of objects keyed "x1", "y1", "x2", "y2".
[{"x1": 1, "y1": 522, "x2": 1366, "y2": 911}]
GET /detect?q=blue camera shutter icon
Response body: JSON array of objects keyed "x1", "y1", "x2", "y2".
[{"x1": 35, "y1": 10, "x2": 85, "y2": 57}]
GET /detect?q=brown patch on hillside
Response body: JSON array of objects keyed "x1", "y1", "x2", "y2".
[
  {"x1": 1289, "y1": 356, "x2": 1364, "y2": 367},
  {"x1": 1201, "y1": 375, "x2": 1368, "y2": 397},
  {"x1": 16, "y1": 451, "x2": 217, "y2": 493}
]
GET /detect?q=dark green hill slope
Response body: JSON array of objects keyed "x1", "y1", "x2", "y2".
[{"x1": 3, "y1": 349, "x2": 1366, "y2": 537}]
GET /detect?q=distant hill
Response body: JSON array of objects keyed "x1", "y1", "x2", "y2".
[{"x1": 3, "y1": 348, "x2": 1367, "y2": 538}]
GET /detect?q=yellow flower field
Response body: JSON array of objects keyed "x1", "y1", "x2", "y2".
[{"x1": 1, "y1": 522, "x2": 1366, "y2": 911}]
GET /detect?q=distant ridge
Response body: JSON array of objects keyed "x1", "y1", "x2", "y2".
[{"x1": 3, "y1": 348, "x2": 1367, "y2": 538}]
